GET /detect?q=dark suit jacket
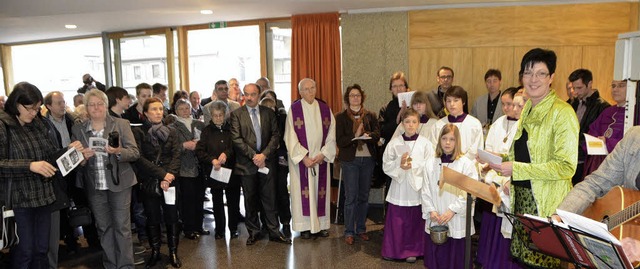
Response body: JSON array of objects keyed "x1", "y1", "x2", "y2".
[
  {"x1": 71, "y1": 115, "x2": 140, "y2": 192},
  {"x1": 570, "y1": 90, "x2": 610, "y2": 161},
  {"x1": 132, "y1": 124, "x2": 182, "y2": 182},
  {"x1": 230, "y1": 105, "x2": 280, "y2": 175},
  {"x1": 427, "y1": 88, "x2": 446, "y2": 118}
]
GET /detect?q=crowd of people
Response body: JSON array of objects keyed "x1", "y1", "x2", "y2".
[{"x1": 0, "y1": 47, "x2": 637, "y2": 269}]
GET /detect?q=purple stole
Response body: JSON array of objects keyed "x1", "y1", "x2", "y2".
[{"x1": 290, "y1": 99, "x2": 331, "y2": 217}]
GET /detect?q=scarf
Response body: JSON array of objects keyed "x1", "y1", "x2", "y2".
[
  {"x1": 347, "y1": 107, "x2": 370, "y2": 150},
  {"x1": 147, "y1": 121, "x2": 170, "y2": 147},
  {"x1": 175, "y1": 116, "x2": 193, "y2": 133}
]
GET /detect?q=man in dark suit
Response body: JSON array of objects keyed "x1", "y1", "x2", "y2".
[
  {"x1": 230, "y1": 83, "x2": 291, "y2": 245},
  {"x1": 427, "y1": 66, "x2": 455, "y2": 118}
]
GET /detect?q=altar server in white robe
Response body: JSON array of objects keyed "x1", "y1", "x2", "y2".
[
  {"x1": 476, "y1": 87, "x2": 526, "y2": 269},
  {"x1": 432, "y1": 86, "x2": 484, "y2": 161},
  {"x1": 381, "y1": 108, "x2": 434, "y2": 263},
  {"x1": 422, "y1": 123, "x2": 479, "y2": 269},
  {"x1": 392, "y1": 91, "x2": 438, "y2": 146},
  {"x1": 284, "y1": 78, "x2": 336, "y2": 239}
]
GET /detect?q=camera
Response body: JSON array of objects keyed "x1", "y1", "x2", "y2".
[{"x1": 108, "y1": 131, "x2": 120, "y2": 148}]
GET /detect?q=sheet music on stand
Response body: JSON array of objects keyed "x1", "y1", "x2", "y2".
[{"x1": 503, "y1": 212, "x2": 633, "y2": 269}]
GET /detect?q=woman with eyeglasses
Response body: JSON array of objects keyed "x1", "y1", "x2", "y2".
[
  {"x1": 71, "y1": 89, "x2": 140, "y2": 269},
  {"x1": 167, "y1": 98, "x2": 207, "y2": 240},
  {"x1": 132, "y1": 97, "x2": 182, "y2": 268},
  {"x1": 489, "y1": 48, "x2": 579, "y2": 268},
  {"x1": 0, "y1": 82, "x2": 81, "y2": 268},
  {"x1": 335, "y1": 84, "x2": 380, "y2": 245}
]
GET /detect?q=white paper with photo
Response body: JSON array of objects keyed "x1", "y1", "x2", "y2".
[
  {"x1": 478, "y1": 149, "x2": 503, "y2": 165},
  {"x1": 56, "y1": 148, "x2": 83, "y2": 177},
  {"x1": 163, "y1": 187, "x2": 176, "y2": 205},
  {"x1": 351, "y1": 135, "x2": 372, "y2": 141},
  {"x1": 89, "y1": 137, "x2": 109, "y2": 156},
  {"x1": 210, "y1": 167, "x2": 232, "y2": 183},
  {"x1": 584, "y1": 133, "x2": 608, "y2": 155},
  {"x1": 397, "y1": 91, "x2": 415, "y2": 107}
]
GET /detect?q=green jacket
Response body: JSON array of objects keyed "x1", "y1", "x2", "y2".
[{"x1": 510, "y1": 91, "x2": 579, "y2": 217}]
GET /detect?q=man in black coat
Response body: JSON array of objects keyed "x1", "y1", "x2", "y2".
[{"x1": 230, "y1": 83, "x2": 290, "y2": 245}]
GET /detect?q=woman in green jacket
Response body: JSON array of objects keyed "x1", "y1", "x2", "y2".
[{"x1": 490, "y1": 48, "x2": 579, "y2": 268}]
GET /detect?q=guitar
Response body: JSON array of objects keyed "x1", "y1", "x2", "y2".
[{"x1": 582, "y1": 186, "x2": 640, "y2": 266}]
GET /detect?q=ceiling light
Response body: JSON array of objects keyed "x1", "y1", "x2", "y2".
[
  {"x1": 200, "y1": 10, "x2": 213, "y2": 15},
  {"x1": 65, "y1": 24, "x2": 77, "y2": 29}
]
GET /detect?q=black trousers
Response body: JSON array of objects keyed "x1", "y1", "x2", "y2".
[
  {"x1": 240, "y1": 169, "x2": 279, "y2": 237},
  {"x1": 275, "y1": 164, "x2": 291, "y2": 225},
  {"x1": 210, "y1": 175, "x2": 241, "y2": 234},
  {"x1": 142, "y1": 181, "x2": 179, "y2": 226},
  {"x1": 179, "y1": 176, "x2": 205, "y2": 233}
]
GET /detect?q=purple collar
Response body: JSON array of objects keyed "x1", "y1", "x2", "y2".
[
  {"x1": 447, "y1": 113, "x2": 467, "y2": 123},
  {"x1": 507, "y1": 116, "x2": 518, "y2": 121},
  {"x1": 402, "y1": 133, "x2": 419, "y2": 141},
  {"x1": 441, "y1": 154, "x2": 454, "y2": 163},
  {"x1": 420, "y1": 114, "x2": 429, "y2": 123}
]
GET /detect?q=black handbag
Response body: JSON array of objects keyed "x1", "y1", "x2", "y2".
[
  {"x1": 67, "y1": 205, "x2": 92, "y2": 227},
  {"x1": 140, "y1": 147, "x2": 163, "y2": 197},
  {"x1": 1, "y1": 122, "x2": 19, "y2": 250}
]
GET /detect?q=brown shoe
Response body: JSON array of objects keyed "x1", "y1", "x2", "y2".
[
  {"x1": 357, "y1": 233, "x2": 370, "y2": 241},
  {"x1": 345, "y1": 236, "x2": 354, "y2": 245}
]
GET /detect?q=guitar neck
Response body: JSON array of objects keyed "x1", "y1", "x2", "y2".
[{"x1": 608, "y1": 200, "x2": 640, "y2": 230}]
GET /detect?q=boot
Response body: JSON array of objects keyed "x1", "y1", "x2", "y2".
[
  {"x1": 167, "y1": 224, "x2": 182, "y2": 268},
  {"x1": 145, "y1": 225, "x2": 162, "y2": 269}
]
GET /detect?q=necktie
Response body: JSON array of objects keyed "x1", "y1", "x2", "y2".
[
  {"x1": 251, "y1": 108, "x2": 261, "y2": 151},
  {"x1": 576, "y1": 99, "x2": 587, "y2": 123}
]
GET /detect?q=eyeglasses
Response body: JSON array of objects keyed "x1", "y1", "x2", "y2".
[
  {"x1": 391, "y1": 85, "x2": 406, "y2": 89},
  {"x1": 522, "y1": 71, "x2": 550, "y2": 80},
  {"x1": 87, "y1": 102, "x2": 106, "y2": 108},
  {"x1": 21, "y1": 104, "x2": 40, "y2": 113},
  {"x1": 438, "y1": 75, "x2": 453, "y2": 80},
  {"x1": 216, "y1": 87, "x2": 229, "y2": 91},
  {"x1": 349, "y1": 94, "x2": 362, "y2": 98}
]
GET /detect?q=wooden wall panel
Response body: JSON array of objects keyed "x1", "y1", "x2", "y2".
[
  {"x1": 408, "y1": 48, "x2": 472, "y2": 93},
  {"x1": 582, "y1": 46, "x2": 616, "y2": 103},
  {"x1": 409, "y1": 2, "x2": 637, "y2": 49}
]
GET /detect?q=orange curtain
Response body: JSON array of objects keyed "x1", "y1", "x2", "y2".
[{"x1": 291, "y1": 12, "x2": 342, "y2": 113}]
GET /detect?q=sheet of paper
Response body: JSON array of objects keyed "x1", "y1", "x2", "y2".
[
  {"x1": 210, "y1": 167, "x2": 232, "y2": 183},
  {"x1": 478, "y1": 149, "x2": 502, "y2": 165},
  {"x1": 258, "y1": 167, "x2": 270, "y2": 175},
  {"x1": 351, "y1": 135, "x2": 372, "y2": 141},
  {"x1": 556, "y1": 209, "x2": 619, "y2": 244},
  {"x1": 397, "y1": 91, "x2": 415, "y2": 107},
  {"x1": 584, "y1": 133, "x2": 608, "y2": 155},
  {"x1": 56, "y1": 148, "x2": 83, "y2": 177},
  {"x1": 394, "y1": 144, "x2": 410, "y2": 155},
  {"x1": 88, "y1": 137, "x2": 108, "y2": 156},
  {"x1": 163, "y1": 187, "x2": 176, "y2": 205}
]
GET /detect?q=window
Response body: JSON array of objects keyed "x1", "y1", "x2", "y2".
[
  {"x1": 152, "y1": 64, "x2": 161, "y2": 78},
  {"x1": 118, "y1": 35, "x2": 168, "y2": 91},
  {"x1": 266, "y1": 22, "x2": 292, "y2": 108},
  {"x1": 187, "y1": 26, "x2": 260, "y2": 98},
  {"x1": 11, "y1": 37, "x2": 105, "y2": 105}
]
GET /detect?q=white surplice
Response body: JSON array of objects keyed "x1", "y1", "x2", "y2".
[
  {"x1": 392, "y1": 118, "x2": 438, "y2": 149},
  {"x1": 382, "y1": 135, "x2": 434, "y2": 206},
  {"x1": 284, "y1": 100, "x2": 336, "y2": 233},
  {"x1": 432, "y1": 115, "x2": 484, "y2": 161},
  {"x1": 421, "y1": 156, "x2": 478, "y2": 238}
]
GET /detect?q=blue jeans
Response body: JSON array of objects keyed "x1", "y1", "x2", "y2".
[
  {"x1": 11, "y1": 206, "x2": 51, "y2": 269},
  {"x1": 341, "y1": 157, "x2": 374, "y2": 236}
]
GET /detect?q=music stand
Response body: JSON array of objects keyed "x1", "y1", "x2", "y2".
[{"x1": 504, "y1": 213, "x2": 634, "y2": 269}]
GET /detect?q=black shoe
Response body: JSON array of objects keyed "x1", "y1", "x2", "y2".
[
  {"x1": 169, "y1": 251, "x2": 182, "y2": 268},
  {"x1": 282, "y1": 224, "x2": 291, "y2": 238},
  {"x1": 214, "y1": 233, "x2": 224, "y2": 240},
  {"x1": 318, "y1": 230, "x2": 330, "y2": 237},
  {"x1": 184, "y1": 232, "x2": 199, "y2": 240},
  {"x1": 246, "y1": 235, "x2": 257, "y2": 245},
  {"x1": 230, "y1": 230, "x2": 240, "y2": 238},
  {"x1": 133, "y1": 254, "x2": 145, "y2": 265},
  {"x1": 270, "y1": 233, "x2": 292, "y2": 244},
  {"x1": 197, "y1": 229, "x2": 210, "y2": 235},
  {"x1": 300, "y1": 231, "x2": 311, "y2": 239}
]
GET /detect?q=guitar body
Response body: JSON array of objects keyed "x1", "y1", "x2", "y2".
[{"x1": 582, "y1": 186, "x2": 640, "y2": 242}]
